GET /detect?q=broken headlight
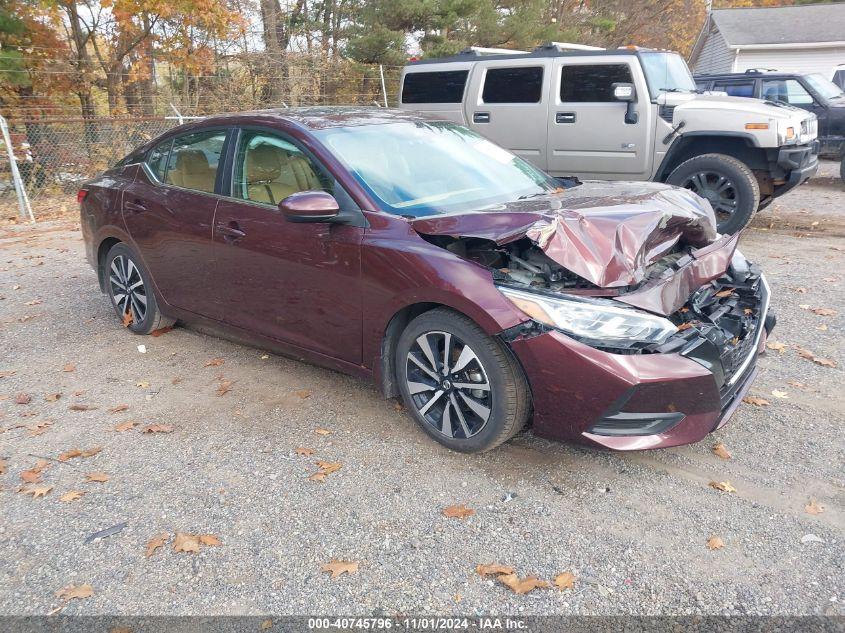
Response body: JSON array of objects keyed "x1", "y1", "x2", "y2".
[{"x1": 497, "y1": 285, "x2": 676, "y2": 348}]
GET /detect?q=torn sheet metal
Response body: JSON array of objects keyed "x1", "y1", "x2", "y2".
[{"x1": 411, "y1": 181, "x2": 720, "y2": 291}]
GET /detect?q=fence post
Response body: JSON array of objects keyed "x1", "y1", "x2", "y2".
[
  {"x1": 0, "y1": 115, "x2": 35, "y2": 223},
  {"x1": 169, "y1": 103, "x2": 184, "y2": 125},
  {"x1": 379, "y1": 65, "x2": 389, "y2": 108}
]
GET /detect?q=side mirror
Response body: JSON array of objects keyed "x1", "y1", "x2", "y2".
[
  {"x1": 278, "y1": 190, "x2": 340, "y2": 223},
  {"x1": 612, "y1": 82, "x2": 638, "y2": 124}
]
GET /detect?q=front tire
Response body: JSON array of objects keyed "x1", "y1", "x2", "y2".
[
  {"x1": 666, "y1": 153, "x2": 760, "y2": 234},
  {"x1": 395, "y1": 308, "x2": 530, "y2": 453},
  {"x1": 104, "y1": 243, "x2": 174, "y2": 335}
]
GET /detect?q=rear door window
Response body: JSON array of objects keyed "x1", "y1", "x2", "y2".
[
  {"x1": 146, "y1": 139, "x2": 172, "y2": 182},
  {"x1": 164, "y1": 130, "x2": 227, "y2": 194},
  {"x1": 713, "y1": 81, "x2": 755, "y2": 97},
  {"x1": 482, "y1": 66, "x2": 544, "y2": 103},
  {"x1": 560, "y1": 64, "x2": 633, "y2": 102},
  {"x1": 402, "y1": 71, "x2": 469, "y2": 104}
]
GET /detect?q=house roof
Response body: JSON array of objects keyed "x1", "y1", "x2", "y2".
[{"x1": 711, "y1": 3, "x2": 845, "y2": 46}]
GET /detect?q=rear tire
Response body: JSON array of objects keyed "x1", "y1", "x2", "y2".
[
  {"x1": 395, "y1": 308, "x2": 530, "y2": 453},
  {"x1": 104, "y1": 243, "x2": 174, "y2": 335},
  {"x1": 666, "y1": 153, "x2": 759, "y2": 234}
]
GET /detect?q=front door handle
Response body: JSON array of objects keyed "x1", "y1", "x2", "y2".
[
  {"x1": 556, "y1": 112, "x2": 576, "y2": 124},
  {"x1": 217, "y1": 222, "x2": 246, "y2": 242},
  {"x1": 124, "y1": 200, "x2": 147, "y2": 213},
  {"x1": 473, "y1": 111, "x2": 491, "y2": 123}
]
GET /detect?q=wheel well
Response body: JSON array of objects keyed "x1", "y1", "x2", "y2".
[
  {"x1": 657, "y1": 136, "x2": 767, "y2": 181},
  {"x1": 96, "y1": 237, "x2": 121, "y2": 292},
  {"x1": 379, "y1": 302, "x2": 449, "y2": 399}
]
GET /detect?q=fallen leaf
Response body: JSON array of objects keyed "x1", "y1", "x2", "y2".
[
  {"x1": 714, "y1": 288, "x2": 734, "y2": 298},
  {"x1": 709, "y1": 481, "x2": 737, "y2": 493},
  {"x1": 497, "y1": 573, "x2": 551, "y2": 594},
  {"x1": 15, "y1": 393, "x2": 31, "y2": 405},
  {"x1": 308, "y1": 472, "x2": 327, "y2": 482},
  {"x1": 145, "y1": 533, "x2": 170, "y2": 557},
  {"x1": 142, "y1": 423, "x2": 173, "y2": 434},
  {"x1": 812, "y1": 357, "x2": 837, "y2": 368},
  {"x1": 766, "y1": 341, "x2": 787, "y2": 353},
  {"x1": 44, "y1": 392, "x2": 61, "y2": 402},
  {"x1": 260, "y1": 620, "x2": 273, "y2": 631},
  {"x1": 706, "y1": 536, "x2": 725, "y2": 550},
  {"x1": 0, "y1": 458, "x2": 6, "y2": 474},
  {"x1": 314, "y1": 428, "x2": 331, "y2": 436},
  {"x1": 295, "y1": 447, "x2": 314, "y2": 456},
  {"x1": 56, "y1": 584, "x2": 93, "y2": 601},
  {"x1": 114, "y1": 420, "x2": 138, "y2": 432},
  {"x1": 20, "y1": 469, "x2": 42, "y2": 483},
  {"x1": 791, "y1": 287, "x2": 807, "y2": 294},
  {"x1": 150, "y1": 326, "x2": 174, "y2": 337},
  {"x1": 805, "y1": 498, "x2": 825, "y2": 515},
  {"x1": 315, "y1": 460, "x2": 341, "y2": 475},
  {"x1": 554, "y1": 572, "x2": 576, "y2": 590},
  {"x1": 320, "y1": 560, "x2": 359, "y2": 579},
  {"x1": 742, "y1": 396, "x2": 769, "y2": 406},
  {"x1": 676, "y1": 322, "x2": 694, "y2": 331},
  {"x1": 25, "y1": 299, "x2": 43, "y2": 306},
  {"x1": 20, "y1": 485, "x2": 52, "y2": 498},
  {"x1": 771, "y1": 390, "x2": 789, "y2": 399},
  {"x1": 295, "y1": 390, "x2": 311, "y2": 399},
  {"x1": 85, "y1": 472, "x2": 109, "y2": 483},
  {"x1": 199, "y1": 534, "x2": 221, "y2": 546},
  {"x1": 0, "y1": 370, "x2": 16, "y2": 379},
  {"x1": 68, "y1": 404, "x2": 97, "y2": 411},
  {"x1": 58, "y1": 449, "x2": 83, "y2": 462},
  {"x1": 216, "y1": 380, "x2": 233, "y2": 396},
  {"x1": 171, "y1": 376, "x2": 182, "y2": 385},
  {"x1": 476, "y1": 563, "x2": 515, "y2": 577},
  {"x1": 136, "y1": 381, "x2": 150, "y2": 389},
  {"x1": 442, "y1": 504, "x2": 475, "y2": 519},
  {"x1": 62, "y1": 363, "x2": 76, "y2": 372},
  {"x1": 173, "y1": 532, "x2": 201, "y2": 553},
  {"x1": 122, "y1": 310, "x2": 133, "y2": 328},
  {"x1": 81, "y1": 446, "x2": 102, "y2": 458},
  {"x1": 108, "y1": 404, "x2": 129, "y2": 413},
  {"x1": 60, "y1": 490, "x2": 85, "y2": 502},
  {"x1": 810, "y1": 308, "x2": 836, "y2": 316},
  {"x1": 27, "y1": 421, "x2": 52, "y2": 436},
  {"x1": 204, "y1": 358, "x2": 224, "y2": 367},
  {"x1": 712, "y1": 442, "x2": 732, "y2": 460}
]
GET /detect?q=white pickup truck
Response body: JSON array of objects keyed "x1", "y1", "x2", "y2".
[{"x1": 399, "y1": 44, "x2": 819, "y2": 234}]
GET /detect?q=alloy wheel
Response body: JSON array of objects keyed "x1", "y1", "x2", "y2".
[
  {"x1": 405, "y1": 331, "x2": 492, "y2": 440},
  {"x1": 109, "y1": 254, "x2": 147, "y2": 324},
  {"x1": 681, "y1": 171, "x2": 737, "y2": 222}
]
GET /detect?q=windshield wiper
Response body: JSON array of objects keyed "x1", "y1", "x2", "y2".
[{"x1": 517, "y1": 192, "x2": 551, "y2": 200}]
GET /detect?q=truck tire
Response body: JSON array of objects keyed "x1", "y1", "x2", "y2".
[{"x1": 666, "y1": 153, "x2": 760, "y2": 234}]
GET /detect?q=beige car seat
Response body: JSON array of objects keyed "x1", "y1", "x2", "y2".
[
  {"x1": 245, "y1": 144, "x2": 323, "y2": 205},
  {"x1": 167, "y1": 149, "x2": 216, "y2": 192}
]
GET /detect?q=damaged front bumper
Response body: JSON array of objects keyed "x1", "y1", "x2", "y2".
[{"x1": 505, "y1": 265, "x2": 773, "y2": 450}]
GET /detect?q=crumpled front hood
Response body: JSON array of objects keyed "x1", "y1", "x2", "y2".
[{"x1": 411, "y1": 181, "x2": 719, "y2": 290}]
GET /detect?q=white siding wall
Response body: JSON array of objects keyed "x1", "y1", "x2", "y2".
[
  {"x1": 735, "y1": 47, "x2": 845, "y2": 78},
  {"x1": 692, "y1": 28, "x2": 734, "y2": 74}
]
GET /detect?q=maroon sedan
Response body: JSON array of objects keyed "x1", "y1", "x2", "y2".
[{"x1": 80, "y1": 108, "x2": 773, "y2": 453}]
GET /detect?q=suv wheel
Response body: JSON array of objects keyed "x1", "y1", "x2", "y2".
[
  {"x1": 395, "y1": 308, "x2": 530, "y2": 453},
  {"x1": 104, "y1": 243, "x2": 174, "y2": 335},
  {"x1": 666, "y1": 153, "x2": 760, "y2": 234}
]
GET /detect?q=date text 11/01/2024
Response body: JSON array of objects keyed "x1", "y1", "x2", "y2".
[{"x1": 307, "y1": 617, "x2": 528, "y2": 630}]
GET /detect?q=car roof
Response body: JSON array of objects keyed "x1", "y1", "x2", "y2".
[
  {"x1": 407, "y1": 47, "x2": 648, "y2": 66},
  {"x1": 695, "y1": 72, "x2": 807, "y2": 80},
  {"x1": 179, "y1": 107, "x2": 442, "y2": 132}
]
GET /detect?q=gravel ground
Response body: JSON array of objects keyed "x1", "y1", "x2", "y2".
[{"x1": 0, "y1": 163, "x2": 843, "y2": 617}]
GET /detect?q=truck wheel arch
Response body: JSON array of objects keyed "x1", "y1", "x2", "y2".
[{"x1": 656, "y1": 133, "x2": 766, "y2": 182}]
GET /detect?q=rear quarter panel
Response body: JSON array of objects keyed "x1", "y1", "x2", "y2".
[{"x1": 80, "y1": 164, "x2": 138, "y2": 274}]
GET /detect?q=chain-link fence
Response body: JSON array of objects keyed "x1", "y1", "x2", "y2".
[{"x1": 0, "y1": 60, "x2": 402, "y2": 220}]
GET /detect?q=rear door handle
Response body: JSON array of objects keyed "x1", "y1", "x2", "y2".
[
  {"x1": 124, "y1": 200, "x2": 147, "y2": 213},
  {"x1": 556, "y1": 112, "x2": 576, "y2": 124},
  {"x1": 473, "y1": 111, "x2": 490, "y2": 123},
  {"x1": 217, "y1": 222, "x2": 246, "y2": 242}
]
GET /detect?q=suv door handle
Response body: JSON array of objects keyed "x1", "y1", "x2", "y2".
[
  {"x1": 473, "y1": 112, "x2": 491, "y2": 123},
  {"x1": 217, "y1": 222, "x2": 246, "y2": 242},
  {"x1": 556, "y1": 112, "x2": 576, "y2": 124},
  {"x1": 124, "y1": 200, "x2": 147, "y2": 213}
]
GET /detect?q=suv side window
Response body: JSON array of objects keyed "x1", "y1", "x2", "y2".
[
  {"x1": 482, "y1": 66, "x2": 544, "y2": 103},
  {"x1": 713, "y1": 81, "x2": 755, "y2": 98},
  {"x1": 560, "y1": 64, "x2": 633, "y2": 102},
  {"x1": 761, "y1": 79, "x2": 814, "y2": 105},
  {"x1": 402, "y1": 71, "x2": 469, "y2": 104},
  {"x1": 233, "y1": 131, "x2": 331, "y2": 206},
  {"x1": 146, "y1": 139, "x2": 172, "y2": 182},
  {"x1": 165, "y1": 130, "x2": 227, "y2": 194}
]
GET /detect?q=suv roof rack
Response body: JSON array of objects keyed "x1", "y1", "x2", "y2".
[
  {"x1": 534, "y1": 42, "x2": 605, "y2": 52},
  {"x1": 456, "y1": 46, "x2": 529, "y2": 57},
  {"x1": 744, "y1": 68, "x2": 777, "y2": 74}
]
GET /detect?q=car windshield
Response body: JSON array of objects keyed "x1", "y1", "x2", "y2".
[
  {"x1": 314, "y1": 121, "x2": 559, "y2": 217},
  {"x1": 640, "y1": 52, "x2": 697, "y2": 96},
  {"x1": 804, "y1": 73, "x2": 844, "y2": 101}
]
